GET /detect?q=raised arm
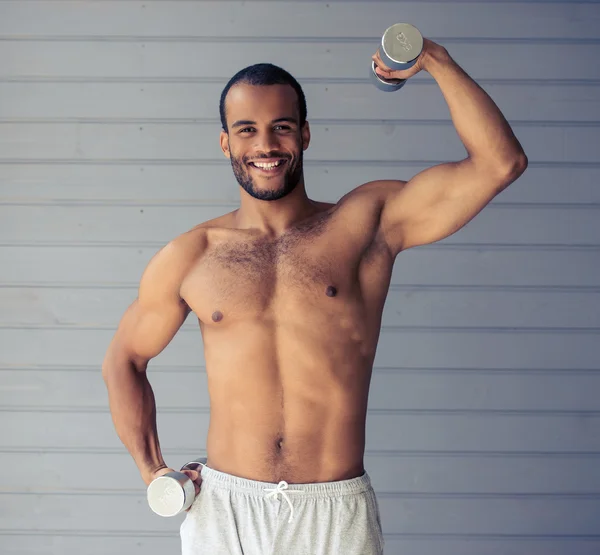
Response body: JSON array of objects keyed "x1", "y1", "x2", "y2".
[
  {"x1": 372, "y1": 39, "x2": 528, "y2": 255},
  {"x1": 102, "y1": 240, "x2": 193, "y2": 484}
]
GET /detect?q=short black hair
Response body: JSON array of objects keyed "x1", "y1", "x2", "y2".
[{"x1": 219, "y1": 63, "x2": 307, "y2": 133}]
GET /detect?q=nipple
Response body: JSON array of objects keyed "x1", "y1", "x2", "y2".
[
  {"x1": 325, "y1": 286, "x2": 337, "y2": 297},
  {"x1": 212, "y1": 311, "x2": 223, "y2": 322}
]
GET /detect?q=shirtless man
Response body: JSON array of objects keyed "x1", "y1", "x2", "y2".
[{"x1": 102, "y1": 37, "x2": 527, "y2": 554}]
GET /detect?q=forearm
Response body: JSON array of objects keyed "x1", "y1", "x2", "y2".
[
  {"x1": 103, "y1": 358, "x2": 166, "y2": 484},
  {"x1": 423, "y1": 45, "x2": 526, "y2": 171}
]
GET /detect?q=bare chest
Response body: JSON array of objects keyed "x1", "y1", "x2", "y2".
[
  {"x1": 182, "y1": 226, "x2": 364, "y2": 323},
  {"x1": 193, "y1": 247, "x2": 348, "y2": 324}
]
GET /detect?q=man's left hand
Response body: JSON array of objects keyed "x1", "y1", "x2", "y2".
[{"x1": 371, "y1": 38, "x2": 438, "y2": 81}]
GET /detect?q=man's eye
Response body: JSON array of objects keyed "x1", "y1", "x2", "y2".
[{"x1": 239, "y1": 125, "x2": 291, "y2": 133}]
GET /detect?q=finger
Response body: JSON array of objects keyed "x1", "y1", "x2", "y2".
[
  {"x1": 182, "y1": 469, "x2": 199, "y2": 482},
  {"x1": 372, "y1": 51, "x2": 391, "y2": 72},
  {"x1": 372, "y1": 61, "x2": 392, "y2": 78},
  {"x1": 181, "y1": 469, "x2": 202, "y2": 494},
  {"x1": 375, "y1": 65, "x2": 392, "y2": 79},
  {"x1": 375, "y1": 66, "x2": 387, "y2": 77}
]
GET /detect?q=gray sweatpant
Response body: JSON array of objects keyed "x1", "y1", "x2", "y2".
[{"x1": 180, "y1": 463, "x2": 384, "y2": 554}]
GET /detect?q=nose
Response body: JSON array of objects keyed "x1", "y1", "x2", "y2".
[{"x1": 254, "y1": 129, "x2": 280, "y2": 153}]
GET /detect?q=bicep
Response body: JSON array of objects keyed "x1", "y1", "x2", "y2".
[
  {"x1": 107, "y1": 247, "x2": 191, "y2": 368},
  {"x1": 113, "y1": 295, "x2": 190, "y2": 367},
  {"x1": 380, "y1": 158, "x2": 510, "y2": 254}
]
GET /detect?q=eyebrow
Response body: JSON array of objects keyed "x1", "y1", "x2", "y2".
[{"x1": 231, "y1": 117, "x2": 298, "y2": 129}]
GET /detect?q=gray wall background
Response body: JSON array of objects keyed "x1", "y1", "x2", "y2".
[{"x1": 1, "y1": 1, "x2": 600, "y2": 554}]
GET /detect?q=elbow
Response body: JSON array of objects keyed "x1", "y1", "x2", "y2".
[
  {"x1": 102, "y1": 356, "x2": 118, "y2": 385},
  {"x1": 493, "y1": 151, "x2": 528, "y2": 190},
  {"x1": 102, "y1": 342, "x2": 120, "y2": 383},
  {"x1": 512, "y1": 151, "x2": 528, "y2": 177},
  {"x1": 102, "y1": 347, "x2": 146, "y2": 384},
  {"x1": 500, "y1": 151, "x2": 528, "y2": 178},
  {"x1": 101, "y1": 350, "x2": 113, "y2": 383}
]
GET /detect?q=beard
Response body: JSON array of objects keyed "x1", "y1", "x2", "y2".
[{"x1": 229, "y1": 149, "x2": 304, "y2": 202}]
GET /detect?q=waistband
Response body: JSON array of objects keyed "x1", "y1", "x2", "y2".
[{"x1": 199, "y1": 464, "x2": 373, "y2": 499}]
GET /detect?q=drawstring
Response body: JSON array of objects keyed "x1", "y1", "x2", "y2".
[{"x1": 264, "y1": 481, "x2": 301, "y2": 523}]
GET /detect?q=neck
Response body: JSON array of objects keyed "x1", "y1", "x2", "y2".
[{"x1": 234, "y1": 179, "x2": 316, "y2": 235}]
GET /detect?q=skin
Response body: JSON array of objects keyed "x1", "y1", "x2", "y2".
[{"x1": 102, "y1": 39, "x2": 528, "y2": 494}]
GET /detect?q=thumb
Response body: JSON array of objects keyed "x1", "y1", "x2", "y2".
[
  {"x1": 181, "y1": 469, "x2": 199, "y2": 482},
  {"x1": 181, "y1": 469, "x2": 201, "y2": 498}
]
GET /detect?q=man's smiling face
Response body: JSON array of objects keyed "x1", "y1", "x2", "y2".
[{"x1": 220, "y1": 83, "x2": 310, "y2": 201}]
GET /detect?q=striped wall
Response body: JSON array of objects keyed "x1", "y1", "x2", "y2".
[{"x1": 1, "y1": 1, "x2": 599, "y2": 554}]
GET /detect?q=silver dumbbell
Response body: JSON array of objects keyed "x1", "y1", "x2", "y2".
[
  {"x1": 370, "y1": 23, "x2": 423, "y2": 92},
  {"x1": 146, "y1": 458, "x2": 206, "y2": 517}
]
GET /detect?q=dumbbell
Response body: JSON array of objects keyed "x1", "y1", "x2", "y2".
[
  {"x1": 370, "y1": 23, "x2": 423, "y2": 92},
  {"x1": 146, "y1": 458, "x2": 206, "y2": 517}
]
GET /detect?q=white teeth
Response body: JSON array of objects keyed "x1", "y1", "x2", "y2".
[{"x1": 252, "y1": 160, "x2": 283, "y2": 169}]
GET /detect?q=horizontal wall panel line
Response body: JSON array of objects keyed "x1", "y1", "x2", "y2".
[
  {"x1": 2, "y1": 117, "x2": 600, "y2": 128},
  {"x1": 383, "y1": 533, "x2": 600, "y2": 540},
  {"x1": 299, "y1": 0, "x2": 600, "y2": 2},
  {"x1": 3, "y1": 323, "x2": 600, "y2": 333},
  {"x1": 1, "y1": 159, "x2": 599, "y2": 169},
  {"x1": 4, "y1": 364, "x2": 600, "y2": 375},
  {"x1": 1, "y1": 0, "x2": 594, "y2": 3},
  {"x1": 0, "y1": 529, "x2": 176, "y2": 538},
  {"x1": 1, "y1": 241, "x2": 599, "y2": 251},
  {"x1": 1, "y1": 0, "x2": 591, "y2": 2},
  {"x1": 4, "y1": 406, "x2": 600, "y2": 417},
  {"x1": 2, "y1": 283, "x2": 600, "y2": 294},
  {"x1": 383, "y1": 326, "x2": 600, "y2": 334},
  {"x1": 365, "y1": 366, "x2": 600, "y2": 375},
  {"x1": 0, "y1": 282, "x2": 138, "y2": 289},
  {"x1": 1, "y1": 76, "x2": 600, "y2": 86},
  {"x1": 0, "y1": 200, "x2": 237, "y2": 208},
  {"x1": 332, "y1": 450, "x2": 600, "y2": 459},
  {"x1": 1, "y1": 36, "x2": 600, "y2": 45},
  {"x1": 1, "y1": 200, "x2": 599, "y2": 210},
  {"x1": 3, "y1": 490, "x2": 600, "y2": 500},
  {"x1": 2, "y1": 447, "x2": 600, "y2": 458},
  {"x1": 0, "y1": 529, "x2": 599, "y2": 540}
]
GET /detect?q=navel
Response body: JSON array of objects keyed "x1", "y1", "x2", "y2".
[
  {"x1": 325, "y1": 286, "x2": 337, "y2": 297},
  {"x1": 211, "y1": 310, "x2": 223, "y2": 323}
]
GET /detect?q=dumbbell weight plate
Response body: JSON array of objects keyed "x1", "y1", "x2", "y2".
[
  {"x1": 371, "y1": 23, "x2": 423, "y2": 92},
  {"x1": 380, "y1": 23, "x2": 423, "y2": 70},
  {"x1": 147, "y1": 470, "x2": 196, "y2": 517},
  {"x1": 146, "y1": 458, "x2": 206, "y2": 517}
]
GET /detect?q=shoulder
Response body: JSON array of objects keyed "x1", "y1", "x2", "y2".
[
  {"x1": 139, "y1": 233, "x2": 202, "y2": 298},
  {"x1": 158, "y1": 210, "x2": 238, "y2": 262},
  {"x1": 138, "y1": 212, "x2": 238, "y2": 305},
  {"x1": 142, "y1": 214, "x2": 231, "y2": 287},
  {"x1": 151, "y1": 228, "x2": 206, "y2": 269}
]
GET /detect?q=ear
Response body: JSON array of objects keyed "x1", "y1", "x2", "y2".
[
  {"x1": 301, "y1": 121, "x2": 311, "y2": 151},
  {"x1": 220, "y1": 130, "x2": 231, "y2": 159}
]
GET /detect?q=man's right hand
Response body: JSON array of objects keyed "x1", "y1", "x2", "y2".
[
  {"x1": 180, "y1": 467, "x2": 202, "y2": 497},
  {"x1": 146, "y1": 466, "x2": 202, "y2": 498}
]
